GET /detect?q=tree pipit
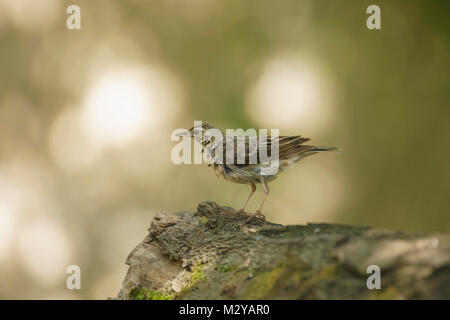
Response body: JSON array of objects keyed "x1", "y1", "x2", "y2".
[{"x1": 178, "y1": 122, "x2": 338, "y2": 222}]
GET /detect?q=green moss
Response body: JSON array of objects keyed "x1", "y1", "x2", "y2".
[
  {"x1": 304, "y1": 264, "x2": 338, "y2": 285},
  {"x1": 198, "y1": 216, "x2": 209, "y2": 224},
  {"x1": 243, "y1": 266, "x2": 285, "y2": 299},
  {"x1": 242, "y1": 261, "x2": 322, "y2": 299},
  {"x1": 192, "y1": 264, "x2": 206, "y2": 281},
  {"x1": 129, "y1": 288, "x2": 174, "y2": 300},
  {"x1": 221, "y1": 270, "x2": 252, "y2": 297},
  {"x1": 177, "y1": 263, "x2": 207, "y2": 298},
  {"x1": 369, "y1": 286, "x2": 403, "y2": 300},
  {"x1": 215, "y1": 264, "x2": 237, "y2": 272}
]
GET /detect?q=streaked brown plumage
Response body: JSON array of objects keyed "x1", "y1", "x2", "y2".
[{"x1": 181, "y1": 122, "x2": 338, "y2": 221}]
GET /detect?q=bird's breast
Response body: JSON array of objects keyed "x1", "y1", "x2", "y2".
[{"x1": 212, "y1": 163, "x2": 273, "y2": 184}]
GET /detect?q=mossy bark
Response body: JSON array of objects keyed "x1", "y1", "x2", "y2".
[{"x1": 117, "y1": 201, "x2": 450, "y2": 300}]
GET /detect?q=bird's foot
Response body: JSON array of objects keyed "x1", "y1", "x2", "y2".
[
  {"x1": 224, "y1": 208, "x2": 246, "y2": 215},
  {"x1": 229, "y1": 208, "x2": 247, "y2": 215},
  {"x1": 246, "y1": 210, "x2": 266, "y2": 223}
]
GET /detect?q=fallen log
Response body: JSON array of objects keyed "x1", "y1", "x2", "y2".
[{"x1": 117, "y1": 201, "x2": 450, "y2": 299}]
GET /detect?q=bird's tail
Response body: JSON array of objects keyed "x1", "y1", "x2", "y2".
[{"x1": 312, "y1": 146, "x2": 341, "y2": 152}]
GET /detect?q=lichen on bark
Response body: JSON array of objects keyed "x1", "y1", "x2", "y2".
[{"x1": 118, "y1": 201, "x2": 450, "y2": 300}]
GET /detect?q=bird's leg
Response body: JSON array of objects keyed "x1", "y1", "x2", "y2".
[
  {"x1": 236, "y1": 183, "x2": 256, "y2": 214},
  {"x1": 207, "y1": 156, "x2": 214, "y2": 167},
  {"x1": 247, "y1": 180, "x2": 269, "y2": 222}
]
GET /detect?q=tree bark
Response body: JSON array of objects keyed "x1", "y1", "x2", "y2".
[{"x1": 117, "y1": 201, "x2": 450, "y2": 300}]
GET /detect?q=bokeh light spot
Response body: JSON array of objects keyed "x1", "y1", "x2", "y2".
[
  {"x1": 49, "y1": 107, "x2": 102, "y2": 172},
  {"x1": 246, "y1": 55, "x2": 334, "y2": 135},
  {"x1": 82, "y1": 68, "x2": 152, "y2": 147},
  {"x1": 0, "y1": 201, "x2": 15, "y2": 260},
  {"x1": 18, "y1": 219, "x2": 72, "y2": 286},
  {"x1": 0, "y1": 0, "x2": 61, "y2": 31}
]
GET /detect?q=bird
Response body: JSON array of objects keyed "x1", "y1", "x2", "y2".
[{"x1": 178, "y1": 122, "x2": 338, "y2": 222}]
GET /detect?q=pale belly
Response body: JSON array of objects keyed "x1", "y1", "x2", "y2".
[{"x1": 212, "y1": 164, "x2": 278, "y2": 184}]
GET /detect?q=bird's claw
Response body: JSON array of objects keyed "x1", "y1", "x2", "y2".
[
  {"x1": 224, "y1": 208, "x2": 245, "y2": 215},
  {"x1": 246, "y1": 210, "x2": 266, "y2": 223}
]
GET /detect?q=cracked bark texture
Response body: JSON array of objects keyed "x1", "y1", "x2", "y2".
[{"x1": 117, "y1": 201, "x2": 450, "y2": 300}]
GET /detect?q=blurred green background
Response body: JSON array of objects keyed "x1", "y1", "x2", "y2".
[{"x1": 0, "y1": 0, "x2": 449, "y2": 299}]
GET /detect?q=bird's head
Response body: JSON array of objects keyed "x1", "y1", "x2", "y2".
[
  {"x1": 188, "y1": 122, "x2": 215, "y2": 141},
  {"x1": 177, "y1": 122, "x2": 217, "y2": 143}
]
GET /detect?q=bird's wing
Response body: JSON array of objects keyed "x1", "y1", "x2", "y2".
[
  {"x1": 277, "y1": 136, "x2": 315, "y2": 160},
  {"x1": 222, "y1": 135, "x2": 315, "y2": 165}
]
